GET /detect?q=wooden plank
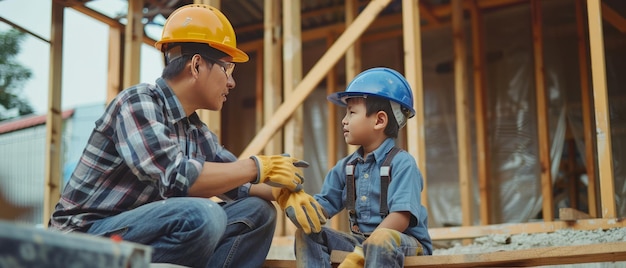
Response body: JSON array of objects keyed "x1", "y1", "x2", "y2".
[
  {"x1": 586, "y1": 0, "x2": 616, "y2": 219},
  {"x1": 122, "y1": 0, "x2": 142, "y2": 89},
  {"x1": 530, "y1": 0, "x2": 554, "y2": 221},
  {"x1": 575, "y1": 0, "x2": 598, "y2": 218},
  {"x1": 469, "y1": 0, "x2": 491, "y2": 225},
  {"x1": 239, "y1": 0, "x2": 392, "y2": 158},
  {"x1": 452, "y1": 0, "x2": 473, "y2": 229},
  {"x1": 43, "y1": 2, "x2": 64, "y2": 226},
  {"x1": 402, "y1": 0, "x2": 428, "y2": 208},
  {"x1": 256, "y1": 48, "x2": 264, "y2": 133},
  {"x1": 106, "y1": 26, "x2": 122, "y2": 104},
  {"x1": 263, "y1": 0, "x2": 283, "y2": 156},
  {"x1": 428, "y1": 218, "x2": 626, "y2": 240},
  {"x1": 601, "y1": 2, "x2": 626, "y2": 33},
  {"x1": 559, "y1": 208, "x2": 591, "y2": 221},
  {"x1": 263, "y1": 0, "x2": 285, "y2": 235},
  {"x1": 344, "y1": 0, "x2": 360, "y2": 155},
  {"x1": 281, "y1": 0, "x2": 302, "y2": 236},
  {"x1": 331, "y1": 241, "x2": 626, "y2": 267}
]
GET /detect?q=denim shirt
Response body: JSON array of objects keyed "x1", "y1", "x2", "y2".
[{"x1": 314, "y1": 138, "x2": 433, "y2": 254}]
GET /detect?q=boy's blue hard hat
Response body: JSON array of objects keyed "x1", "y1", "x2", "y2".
[{"x1": 327, "y1": 67, "x2": 416, "y2": 118}]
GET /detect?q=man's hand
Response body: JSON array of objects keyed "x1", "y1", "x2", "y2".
[
  {"x1": 250, "y1": 154, "x2": 309, "y2": 192},
  {"x1": 272, "y1": 187, "x2": 327, "y2": 234},
  {"x1": 338, "y1": 246, "x2": 364, "y2": 268}
]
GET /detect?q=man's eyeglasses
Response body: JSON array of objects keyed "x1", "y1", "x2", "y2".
[{"x1": 202, "y1": 55, "x2": 235, "y2": 77}]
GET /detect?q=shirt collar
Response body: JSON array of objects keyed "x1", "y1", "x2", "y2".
[
  {"x1": 352, "y1": 138, "x2": 397, "y2": 164},
  {"x1": 156, "y1": 77, "x2": 187, "y2": 124}
]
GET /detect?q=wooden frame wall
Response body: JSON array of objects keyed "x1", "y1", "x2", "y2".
[{"x1": 40, "y1": 0, "x2": 623, "y2": 237}]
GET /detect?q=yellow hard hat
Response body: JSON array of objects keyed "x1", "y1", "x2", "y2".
[{"x1": 154, "y1": 4, "x2": 249, "y2": 63}]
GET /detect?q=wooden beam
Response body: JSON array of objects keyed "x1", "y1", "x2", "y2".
[
  {"x1": 586, "y1": 0, "x2": 616, "y2": 219},
  {"x1": 601, "y1": 2, "x2": 626, "y2": 33},
  {"x1": 122, "y1": 0, "x2": 142, "y2": 89},
  {"x1": 559, "y1": 207, "x2": 591, "y2": 221},
  {"x1": 530, "y1": 0, "x2": 554, "y2": 221},
  {"x1": 575, "y1": 0, "x2": 598, "y2": 218},
  {"x1": 402, "y1": 0, "x2": 428, "y2": 208},
  {"x1": 330, "y1": 242, "x2": 626, "y2": 267},
  {"x1": 263, "y1": 0, "x2": 283, "y2": 156},
  {"x1": 43, "y1": 1, "x2": 64, "y2": 227},
  {"x1": 344, "y1": 0, "x2": 361, "y2": 155},
  {"x1": 469, "y1": 0, "x2": 491, "y2": 225},
  {"x1": 452, "y1": 0, "x2": 473, "y2": 228},
  {"x1": 53, "y1": 0, "x2": 157, "y2": 47},
  {"x1": 106, "y1": 26, "x2": 122, "y2": 104},
  {"x1": 419, "y1": 1, "x2": 441, "y2": 27},
  {"x1": 428, "y1": 218, "x2": 626, "y2": 241},
  {"x1": 281, "y1": 0, "x2": 302, "y2": 236},
  {"x1": 239, "y1": 0, "x2": 392, "y2": 158}
]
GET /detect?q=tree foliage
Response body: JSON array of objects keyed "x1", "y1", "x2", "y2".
[{"x1": 0, "y1": 29, "x2": 34, "y2": 121}]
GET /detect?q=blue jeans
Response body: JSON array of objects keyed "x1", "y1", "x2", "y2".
[
  {"x1": 87, "y1": 197, "x2": 277, "y2": 267},
  {"x1": 295, "y1": 227, "x2": 424, "y2": 268}
]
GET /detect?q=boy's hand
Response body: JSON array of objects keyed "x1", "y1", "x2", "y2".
[
  {"x1": 250, "y1": 154, "x2": 309, "y2": 192},
  {"x1": 338, "y1": 246, "x2": 364, "y2": 268},
  {"x1": 272, "y1": 187, "x2": 327, "y2": 234}
]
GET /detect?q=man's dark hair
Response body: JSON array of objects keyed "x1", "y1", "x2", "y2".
[
  {"x1": 364, "y1": 96, "x2": 400, "y2": 138},
  {"x1": 161, "y1": 43, "x2": 228, "y2": 79}
]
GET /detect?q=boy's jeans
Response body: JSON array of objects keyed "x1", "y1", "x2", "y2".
[
  {"x1": 87, "y1": 196, "x2": 277, "y2": 267},
  {"x1": 295, "y1": 226, "x2": 424, "y2": 268}
]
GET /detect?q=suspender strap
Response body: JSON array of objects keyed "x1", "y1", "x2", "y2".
[
  {"x1": 380, "y1": 147, "x2": 401, "y2": 218},
  {"x1": 345, "y1": 158, "x2": 360, "y2": 233}
]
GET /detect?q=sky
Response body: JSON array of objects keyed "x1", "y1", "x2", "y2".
[{"x1": 0, "y1": 0, "x2": 164, "y2": 115}]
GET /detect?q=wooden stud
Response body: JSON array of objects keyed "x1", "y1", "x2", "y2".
[
  {"x1": 263, "y1": 0, "x2": 285, "y2": 235},
  {"x1": 122, "y1": 0, "x2": 142, "y2": 89},
  {"x1": 469, "y1": 0, "x2": 491, "y2": 225},
  {"x1": 263, "y1": 0, "x2": 283, "y2": 157},
  {"x1": 530, "y1": 0, "x2": 554, "y2": 221},
  {"x1": 452, "y1": 0, "x2": 473, "y2": 228},
  {"x1": 239, "y1": 0, "x2": 392, "y2": 158},
  {"x1": 344, "y1": 0, "x2": 360, "y2": 155},
  {"x1": 43, "y1": 2, "x2": 64, "y2": 226},
  {"x1": 282, "y1": 0, "x2": 302, "y2": 235},
  {"x1": 106, "y1": 26, "x2": 122, "y2": 105},
  {"x1": 586, "y1": 0, "x2": 616, "y2": 219},
  {"x1": 575, "y1": 0, "x2": 598, "y2": 218},
  {"x1": 402, "y1": 0, "x2": 428, "y2": 208}
]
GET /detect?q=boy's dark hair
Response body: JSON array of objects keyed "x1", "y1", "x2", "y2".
[
  {"x1": 364, "y1": 96, "x2": 400, "y2": 138},
  {"x1": 161, "y1": 43, "x2": 228, "y2": 79}
]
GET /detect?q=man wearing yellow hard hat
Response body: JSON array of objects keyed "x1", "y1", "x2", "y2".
[{"x1": 49, "y1": 4, "x2": 326, "y2": 267}]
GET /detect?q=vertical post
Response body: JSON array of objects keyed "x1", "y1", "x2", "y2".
[
  {"x1": 452, "y1": 0, "x2": 473, "y2": 227},
  {"x1": 263, "y1": 0, "x2": 283, "y2": 157},
  {"x1": 44, "y1": 2, "x2": 64, "y2": 226},
  {"x1": 586, "y1": 0, "x2": 616, "y2": 219},
  {"x1": 123, "y1": 0, "x2": 142, "y2": 89},
  {"x1": 264, "y1": 0, "x2": 285, "y2": 234},
  {"x1": 282, "y1": 0, "x2": 303, "y2": 235},
  {"x1": 402, "y1": 0, "x2": 428, "y2": 208},
  {"x1": 106, "y1": 27, "x2": 122, "y2": 105},
  {"x1": 345, "y1": 0, "x2": 361, "y2": 154},
  {"x1": 469, "y1": 0, "x2": 491, "y2": 225},
  {"x1": 575, "y1": 0, "x2": 599, "y2": 218},
  {"x1": 531, "y1": 0, "x2": 554, "y2": 221}
]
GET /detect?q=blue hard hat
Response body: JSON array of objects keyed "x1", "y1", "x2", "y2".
[{"x1": 327, "y1": 67, "x2": 416, "y2": 118}]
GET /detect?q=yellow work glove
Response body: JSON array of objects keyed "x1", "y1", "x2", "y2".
[
  {"x1": 338, "y1": 246, "x2": 364, "y2": 268},
  {"x1": 272, "y1": 187, "x2": 327, "y2": 234},
  {"x1": 250, "y1": 154, "x2": 309, "y2": 192}
]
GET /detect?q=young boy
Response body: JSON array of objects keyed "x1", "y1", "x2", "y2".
[{"x1": 294, "y1": 67, "x2": 432, "y2": 267}]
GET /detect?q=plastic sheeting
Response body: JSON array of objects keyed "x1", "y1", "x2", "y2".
[{"x1": 302, "y1": 0, "x2": 625, "y2": 227}]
